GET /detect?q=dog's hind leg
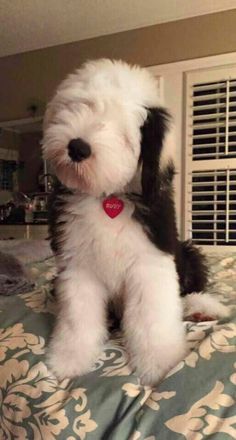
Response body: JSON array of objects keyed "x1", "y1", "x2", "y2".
[
  {"x1": 46, "y1": 268, "x2": 108, "y2": 379},
  {"x1": 176, "y1": 241, "x2": 229, "y2": 321},
  {"x1": 183, "y1": 293, "x2": 230, "y2": 321},
  {"x1": 123, "y1": 252, "x2": 186, "y2": 386}
]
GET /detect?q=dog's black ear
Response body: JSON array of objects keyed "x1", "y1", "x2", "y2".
[{"x1": 140, "y1": 107, "x2": 170, "y2": 203}]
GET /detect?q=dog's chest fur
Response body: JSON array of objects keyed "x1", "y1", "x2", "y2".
[{"x1": 51, "y1": 192, "x2": 156, "y2": 294}]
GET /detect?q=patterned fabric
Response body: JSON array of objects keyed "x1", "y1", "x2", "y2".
[{"x1": 0, "y1": 253, "x2": 235, "y2": 439}]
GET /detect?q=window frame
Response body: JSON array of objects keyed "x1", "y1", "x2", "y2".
[
  {"x1": 148, "y1": 52, "x2": 236, "y2": 252},
  {"x1": 184, "y1": 66, "x2": 236, "y2": 248}
]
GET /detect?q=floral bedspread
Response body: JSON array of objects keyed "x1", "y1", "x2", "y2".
[{"x1": 0, "y1": 253, "x2": 235, "y2": 440}]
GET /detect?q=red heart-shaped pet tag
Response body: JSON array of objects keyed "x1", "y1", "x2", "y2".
[{"x1": 103, "y1": 197, "x2": 124, "y2": 219}]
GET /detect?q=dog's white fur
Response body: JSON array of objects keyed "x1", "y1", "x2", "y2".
[
  {"x1": 183, "y1": 292, "x2": 229, "y2": 319},
  {"x1": 48, "y1": 194, "x2": 186, "y2": 383},
  {"x1": 43, "y1": 59, "x2": 168, "y2": 196},
  {"x1": 42, "y1": 59, "x2": 224, "y2": 385}
]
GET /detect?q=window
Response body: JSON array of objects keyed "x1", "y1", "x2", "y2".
[
  {"x1": 0, "y1": 160, "x2": 17, "y2": 191},
  {"x1": 184, "y1": 66, "x2": 236, "y2": 246}
]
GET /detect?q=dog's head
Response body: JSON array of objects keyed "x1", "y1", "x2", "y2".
[{"x1": 42, "y1": 59, "x2": 171, "y2": 197}]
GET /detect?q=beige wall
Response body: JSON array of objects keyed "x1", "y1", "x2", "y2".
[
  {"x1": 0, "y1": 130, "x2": 20, "y2": 150},
  {"x1": 18, "y1": 132, "x2": 42, "y2": 193},
  {"x1": 0, "y1": 9, "x2": 236, "y2": 122}
]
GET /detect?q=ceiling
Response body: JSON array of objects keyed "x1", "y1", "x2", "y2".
[{"x1": 0, "y1": 0, "x2": 236, "y2": 57}]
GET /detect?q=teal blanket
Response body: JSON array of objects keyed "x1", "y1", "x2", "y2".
[{"x1": 0, "y1": 253, "x2": 235, "y2": 439}]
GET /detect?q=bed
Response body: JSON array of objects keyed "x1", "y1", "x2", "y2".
[{"x1": 0, "y1": 249, "x2": 235, "y2": 440}]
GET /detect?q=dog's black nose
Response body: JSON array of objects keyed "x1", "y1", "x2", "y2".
[{"x1": 68, "y1": 138, "x2": 91, "y2": 162}]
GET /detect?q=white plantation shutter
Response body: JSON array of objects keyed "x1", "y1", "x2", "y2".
[{"x1": 184, "y1": 66, "x2": 236, "y2": 247}]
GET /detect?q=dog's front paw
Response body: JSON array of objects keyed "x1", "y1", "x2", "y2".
[
  {"x1": 46, "y1": 347, "x2": 91, "y2": 380},
  {"x1": 46, "y1": 351, "x2": 82, "y2": 380},
  {"x1": 46, "y1": 339, "x2": 100, "y2": 380},
  {"x1": 132, "y1": 340, "x2": 187, "y2": 387},
  {"x1": 139, "y1": 365, "x2": 164, "y2": 387}
]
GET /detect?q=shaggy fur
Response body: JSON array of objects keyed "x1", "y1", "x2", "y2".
[{"x1": 43, "y1": 59, "x2": 227, "y2": 385}]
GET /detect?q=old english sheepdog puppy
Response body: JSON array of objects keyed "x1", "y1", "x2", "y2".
[{"x1": 43, "y1": 59, "x2": 228, "y2": 385}]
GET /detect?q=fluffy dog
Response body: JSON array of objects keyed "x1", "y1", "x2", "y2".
[{"x1": 43, "y1": 59, "x2": 227, "y2": 385}]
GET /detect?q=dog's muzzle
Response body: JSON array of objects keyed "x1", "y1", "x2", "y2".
[{"x1": 68, "y1": 138, "x2": 91, "y2": 162}]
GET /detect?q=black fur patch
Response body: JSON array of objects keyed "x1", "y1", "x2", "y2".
[
  {"x1": 130, "y1": 161, "x2": 177, "y2": 255},
  {"x1": 175, "y1": 241, "x2": 209, "y2": 296},
  {"x1": 130, "y1": 106, "x2": 209, "y2": 296},
  {"x1": 133, "y1": 107, "x2": 177, "y2": 254},
  {"x1": 47, "y1": 179, "x2": 73, "y2": 256},
  {"x1": 140, "y1": 107, "x2": 170, "y2": 203}
]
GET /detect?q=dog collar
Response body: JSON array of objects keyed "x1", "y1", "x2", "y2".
[{"x1": 103, "y1": 196, "x2": 124, "y2": 219}]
